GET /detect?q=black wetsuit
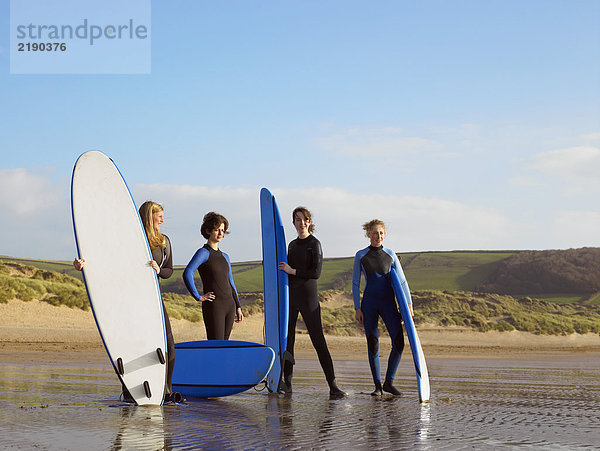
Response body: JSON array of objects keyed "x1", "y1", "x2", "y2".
[
  {"x1": 284, "y1": 234, "x2": 336, "y2": 384},
  {"x1": 183, "y1": 244, "x2": 241, "y2": 340},
  {"x1": 152, "y1": 235, "x2": 175, "y2": 393}
]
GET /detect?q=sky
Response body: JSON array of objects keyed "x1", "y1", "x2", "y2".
[{"x1": 1, "y1": 0, "x2": 599, "y2": 264}]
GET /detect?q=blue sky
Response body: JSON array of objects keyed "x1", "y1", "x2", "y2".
[{"x1": 1, "y1": 0, "x2": 599, "y2": 263}]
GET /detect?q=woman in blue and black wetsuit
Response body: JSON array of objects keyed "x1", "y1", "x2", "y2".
[
  {"x1": 352, "y1": 219, "x2": 414, "y2": 396},
  {"x1": 278, "y1": 207, "x2": 346, "y2": 398},
  {"x1": 183, "y1": 212, "x2": 243, "y2": 340}
]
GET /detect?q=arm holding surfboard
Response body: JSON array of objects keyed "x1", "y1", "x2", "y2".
[
  {"x1": 73, "y1": 239, "x2": 170, "y2": 278},
  {"x1": 74, "y1": 256, "x2": 163, "y2": 274}
]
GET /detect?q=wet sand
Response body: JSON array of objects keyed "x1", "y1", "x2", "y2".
[
  {"x1": 2, "y1": 299, "x2": 600, "y2": 448},
  {"x1": 1, "y1": 352, "x2": 599, "y2": 449}
]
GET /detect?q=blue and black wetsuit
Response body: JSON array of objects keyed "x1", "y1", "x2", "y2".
[
  {"x1": 352, "y1": 245, "x2": 412, "y2": 385},
  {"x1": 183, "y1": 244, "x2": 241, "y2": 340}
]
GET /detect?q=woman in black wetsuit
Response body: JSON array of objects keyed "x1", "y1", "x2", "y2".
[
  {"x1": 183, "y1": 212, "x2": 243, "y2": 340},
  {"x1": 74, "y1": 200, "x2": 180, "y2": 403},
  {"x1": 278, "y1": 207, "x2": 346, "y2": 398}
]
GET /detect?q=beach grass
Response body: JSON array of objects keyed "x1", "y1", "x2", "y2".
[
  {"x1": 0, "y1": 261, "x2": 88, "y2": 310},
  {"x1": 4, "y1": 259, "x2": 600, "y2": 336},
  {"x1": 3, "y1": 250, "x2": 598, "y2": 308}
]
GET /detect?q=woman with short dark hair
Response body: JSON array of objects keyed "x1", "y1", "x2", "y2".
[
  {"x1": 183, "y1": 212, "x2": 243, "y2": 340},
  {"x1": 278, "y1": 207, "x2": 346, "y2": 398}
]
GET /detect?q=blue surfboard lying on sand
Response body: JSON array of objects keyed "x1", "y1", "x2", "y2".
[
  {"x1": 390, "y1": 268, "x2": 430, "y2": 402},
  {"x1": 260, "y1": 188, "x2": 289, "y2": 393},
  {"x1": 172, "y1": 341, "x2": 275, "y2": 398}
]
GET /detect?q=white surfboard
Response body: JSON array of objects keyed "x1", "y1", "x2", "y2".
[{"x1": 71, "y1": 150, "x2": 167, "y2": 406}]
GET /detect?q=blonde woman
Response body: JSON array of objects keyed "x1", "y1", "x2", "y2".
[
  {"x1": 74, "y1": 201, "x2": 180, "y2": 403},
  {"x1": 352, "y1": 219, "x2": 413, "y2": 396}
]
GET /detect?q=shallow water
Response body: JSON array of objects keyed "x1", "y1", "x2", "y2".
[{"x1": 1, "y1": 355, "x2": 599, "y2": 449}]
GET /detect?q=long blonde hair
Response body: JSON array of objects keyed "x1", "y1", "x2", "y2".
[{"x1": 139, "y1": 201, "x2": 166, "y2": 250}]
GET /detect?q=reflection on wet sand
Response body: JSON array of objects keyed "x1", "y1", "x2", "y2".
[
  {"x1": 1, "y1": 356, "x2": 599, "y2": 449},
  {"x1": 417, "y1": 403, "x2": 431, "y2": 441},
  {"x1": 113, "y1": 406, "x2": 171, "y2": 450}
]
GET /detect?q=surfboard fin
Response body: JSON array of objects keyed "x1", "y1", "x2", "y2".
[
  {"x1": 156, "y1": 348, "x2": 166, "y2": 364},
  {"x1": 143, "y1": 381, "x2": 151, "y2": 398},
  {"x1": 116, "y1": 358, "x2": 124, "y2": 375}
]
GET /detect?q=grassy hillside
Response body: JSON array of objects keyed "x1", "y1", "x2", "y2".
[
  {"x1": 3, "y1": 258, "x2": 600, "y2": 336},
  {"x1": 477, "y1": 247, "x2": 600, "y2": 296},
  {"x1": 164, "y1": 251, "x2": 516, "y2": 294},
  {"x1": 0, "y1": 256, "x2": 83, "y2": 280},
  {"x1": 401, "y1": 251, "x2": 515, "y2": 291},
  {"x1": 411, "y1": 290, "x2": 600, "y2": 335},
  {"x1": 0, "y1": 261, "x2": 88, "y2": 309},
  {"x1": 4, "y1": 249, "x2": 599, "y2": 305}
]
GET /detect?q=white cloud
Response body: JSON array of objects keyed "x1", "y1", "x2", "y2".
[
  {"x1": 531, "y1": 146, "x2": 600, "y2": 191},
  {"x1": 2, "y1": 172, "x2": 593, "y2": 263},
  {"x1": 275, "y1": 188, "x2": 517, "y2": 255},
  {"x1": 1, "y1": 168, "x2": 71, "y2": 260},
  {"x1": 133, "y1": 184, "x2": 519, "y2": 262},
  {"x1": 0, "y1": 168, "x2": 62, "y2": 216}
]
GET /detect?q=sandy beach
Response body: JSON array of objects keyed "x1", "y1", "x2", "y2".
[{"x1": 1, "y1": 298, "x2": 599, "y2": 363}]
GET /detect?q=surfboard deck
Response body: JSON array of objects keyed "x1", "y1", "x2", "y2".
[
  {"x1": 172, "y1": 341, "x2": 275, "y2": 398},
  {"x1": 71, "y1": 150, "x2": 167, "y2": 406},
  {"x1": 260, "y1": 188, "x2": 289, "y2": 393},
  {"x1": 390, "y1": 268, "x2": 431, "y2": 402}
]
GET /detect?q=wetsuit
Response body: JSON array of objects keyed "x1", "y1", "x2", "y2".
[
  {"x1": 284, "y1": 235, "x2": 336, "y2": 385},
  {"x1": 151, "y1": 235, "x2": 175, "y2": 394},
  {"x1": 352, "y1": 245, "x2": 411, "y2": 385},
  {"x1": 183, "y1": 244, "x2": 241, "y2": 340}
]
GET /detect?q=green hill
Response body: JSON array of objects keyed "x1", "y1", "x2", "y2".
[
  {"x1": 3, "y1": 253, "x2": 600, "y2": 336},
  {"x1": 5, "y1": 249, "x2": 600, "y2": 305},
  {"x1": 477, "y1": 247, "x2": 600, "y2": 297},
  {"x1": 4, "y1": 247, "x2": 600, "y2": 307},
  {"x1": 161, "y1": 251, "x2": 516, "y2": 294},
  {"x1": 0, "y1": 261, "x2": 88, "y2": 309}
]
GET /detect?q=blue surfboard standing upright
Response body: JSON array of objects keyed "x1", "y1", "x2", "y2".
[
  {"x1": 390, "y1": 268, "x2": 430, "y2": 402},
  {"x1": 260, "y1": 188, "x2": 290, "y2": 393}
]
